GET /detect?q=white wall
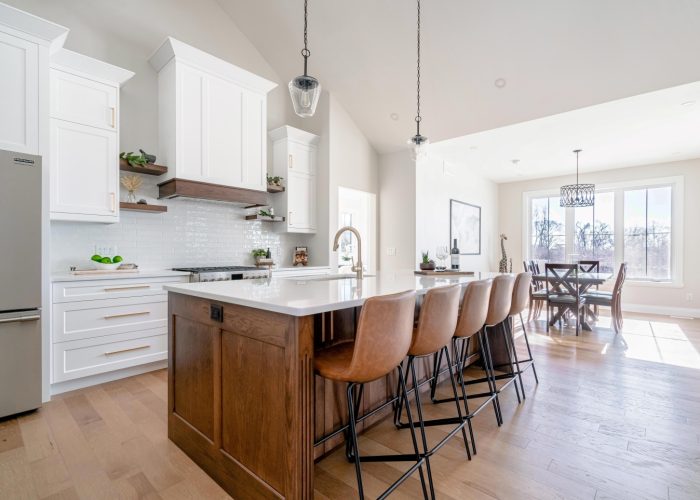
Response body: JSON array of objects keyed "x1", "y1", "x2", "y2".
[
  {"x1": 378, "y1": 150, "x2": 416, "y2": 271},
  {"x1": 416, "y1": 157, "x2": 499, "y2": 272},
  {"x1": 499, "y1": 158, "x2": 700, "y2": 313}
]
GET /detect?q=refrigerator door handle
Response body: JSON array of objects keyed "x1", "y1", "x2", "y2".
[{"x1": 0, "y1": 315, "x2": 41, "y2": 324}]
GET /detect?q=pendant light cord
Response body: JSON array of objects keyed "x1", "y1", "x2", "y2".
[
  {"x1": 302, "y1": 0, "x2": 310, "y2": 75},
  {"x1": 415, "y1": 0, "x2": 422, "y2": 135}
]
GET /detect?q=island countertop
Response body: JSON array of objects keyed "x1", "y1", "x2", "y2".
[{"x1": 164, "y1": 270, "x2": 499, "y2": 316}]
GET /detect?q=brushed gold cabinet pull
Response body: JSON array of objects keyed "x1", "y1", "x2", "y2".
[
  {"x1": 104, "y1": 285, "x2": 151, "y2": 292},
  {"x1": 288, "y1": 154, "x2": 293, "y2": 168},
  {"x1": 110, "y1": 192, "x2": 116, "y2": 212},
  {"x1": 103, "y1": 311, "x2": 150, "y2": 320},
  {"x1": 110, "y1": 107, "x2": 116, "y2": 128},
  {"x1": 104, "y1": 344, "x2": 150, "y2": 356}
]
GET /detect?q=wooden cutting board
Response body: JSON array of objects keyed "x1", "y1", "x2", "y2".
[
  {"x1": 414, "y1": 270, "x2": 475, "y2": 276},
  {"x1": 71, "y1": 269, "x2": 140, "y2": 275}
]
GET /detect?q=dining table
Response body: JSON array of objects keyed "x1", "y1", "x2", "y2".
[{"x1": 532, "y1": 271, "x2": 613, "y2": 330}]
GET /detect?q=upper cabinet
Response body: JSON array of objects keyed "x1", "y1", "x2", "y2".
[
  {"x1": 269, "y1": 126, "x2": 319, "y2": 233},
  {"x1": 149, "y1": 38, "x2": 277, "y2": 192},
  {"x1": 0, "y1": 3, "x2": 68, "y2": 154},
  {"x1": 49, "y1": 49, "x2": 133, "y2": 222}
]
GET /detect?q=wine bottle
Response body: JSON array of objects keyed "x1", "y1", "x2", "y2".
[
  {"x1": 266, "y1": 247, "x2": 271, "y2": 259},
  {"x1": 451, "y1": 239, "x2": 460, "y2": 270}
]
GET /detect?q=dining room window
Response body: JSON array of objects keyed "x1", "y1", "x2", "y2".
[{"x1": 525, "y1": 176, "x2": 683, "y2": 285}]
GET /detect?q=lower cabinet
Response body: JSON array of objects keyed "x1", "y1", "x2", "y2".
[{"x1": 51, "y1": 275, "x2": 189, "y2": 384}]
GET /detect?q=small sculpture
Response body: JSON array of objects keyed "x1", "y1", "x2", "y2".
[
  {"x1": 139, "y1": 149, "x2": 157, "y2": 164},
  {"x1": 499, "y1": 234, "x2": 509, "y2": 273}
]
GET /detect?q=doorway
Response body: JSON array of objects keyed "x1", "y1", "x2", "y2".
[{"x1": 337, "y1": 187, "x2": 377, "y2": 274}]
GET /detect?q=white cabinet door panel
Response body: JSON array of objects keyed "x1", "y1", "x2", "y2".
[
  {"x1": 50, "y1": 119, "x2": 118, "y2": 221},
  {"x1": 0, "y1": 32, "x2": 38, "y2": 154},
  {"x1": 50, "y1": 70, "x2": 117, "y2": 130},
  {"x1": 206, "y1": 74, "x2": 242, "y2": 186},
  {"x1": 287, "y1": 171, "x2": 315, "y2": 231},
  {"x1": 178, "y1": 65, "x2": 205, "y2": 180},
  {"x1": 288, "y1": 142, "x2": 313, "y2": 175},
  {"x1": 242, "y1": 92, "x2": 266, "y2": 190}
]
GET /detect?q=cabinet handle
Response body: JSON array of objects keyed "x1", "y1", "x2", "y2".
[
  {"x1": 288, "y1": 211, "x2": 292, "y2": 225},
  {"x1": 0, "y1": 315, "x2": 40, "y2": 324},
  {"x1": 110, "y1": 192, "x2": 116, "y2": 212},
  {"x1": 104, "y1": 344, "x2": 150, "y2": 356},
  {"x1": 110, "y1": 107, "x2": 116, "y2": 128},
  {"x1": 104, "y1": 311, "x2": 150, "y2": 320},
  {"x1": 104, "y1": 285, "x2": 151, "y2": 292},
  {"x1": 288, "y1": 154, "x2": 293, "y2": 168}
]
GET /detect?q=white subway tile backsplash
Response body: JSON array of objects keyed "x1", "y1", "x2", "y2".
[{"x1": 50, "y1": 175, "x2": 306, "y2": 272}]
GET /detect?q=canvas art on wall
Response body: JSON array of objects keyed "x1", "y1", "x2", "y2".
[{"x1": 450, "y1": 199, "x2": 481, "y2": 255}]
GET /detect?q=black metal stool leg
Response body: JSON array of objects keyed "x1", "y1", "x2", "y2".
[
  {"x1": 346, "y1": 383, "x2": 365, "y2": 499},
  {"x1": 506, "y1": 317, "x2": 526, "y2": 401},
  {"x1": 408, "y1": 357, "x2": 436, "y2": 499},
  {"x1": 445, "y1": 344, "x2": 475, "y2": 457},
  {"x1": 481, "y1": 327, "x2": 504, "y2": 425},
  {"x1": 520, "y1": 312, "x2": 539, "y2": 383}
]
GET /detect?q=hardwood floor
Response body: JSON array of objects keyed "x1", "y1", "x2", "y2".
[{"x1": 2, "y1": 311, "x2": 699, "y2": 499}]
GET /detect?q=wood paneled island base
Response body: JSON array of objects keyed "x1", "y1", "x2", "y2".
[{"x1": 168, "y1": 290, "x2": 479, "y2": 499}]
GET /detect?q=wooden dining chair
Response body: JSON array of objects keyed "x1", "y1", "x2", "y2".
[
  {"x1": 578, "y1": 260, "x2": 600, "y2": 317},
  {"x1": 545, "y1": 263, "x2": 586, "y2": 336},
  {"x1": 582, "y1": 263, "x2": 627, "y2": 334}
]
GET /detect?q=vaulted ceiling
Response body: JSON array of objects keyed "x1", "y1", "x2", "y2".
[{"x1": 216, "y1": 0, "x2": 700, "y2": 154}]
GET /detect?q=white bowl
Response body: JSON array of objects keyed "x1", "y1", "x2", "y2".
[{"x1": 93, "y1": 261, "x2": 121, "y2": 270}]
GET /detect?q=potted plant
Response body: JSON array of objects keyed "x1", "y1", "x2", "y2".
[
  {"x1": 266, "y1": 174, "x2": 284, "y2": 192},
  {"x1": 420, "y1": 251, "x2": 436, "y2": 271},
  {"x1": 251, "y1": 248, "x2": 268, "y2": 265}
]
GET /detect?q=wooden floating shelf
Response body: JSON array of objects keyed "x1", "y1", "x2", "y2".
[
  {"x1": 120, "y1": 202, "x2": 168, "y2": 213},
  {"x1": 120, "y1": 158, "x2": 168, "y2": 176},
  {"x1": 245, "y1": 214, "x2": 285, "y2": 222},
  {"x1": 267, "y1": 185, "x2": 285, "y2": 193}
]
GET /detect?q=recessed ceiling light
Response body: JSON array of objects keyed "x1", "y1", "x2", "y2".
[
  {"x1": 511, "y1": 159, "x2": 520, "y2": 166},
  {"x1": 681, "y1": 100, "x2": 696, "y2": 107},
  {"x1": 494, "y1": 78, "x2": 507, "y2": 89},
  {"x1": 390, "y1": 113, "x2": 399, "y2": 120},
  {"x1": 469, "y1": 145, "x2": 478, "y2": 150}
]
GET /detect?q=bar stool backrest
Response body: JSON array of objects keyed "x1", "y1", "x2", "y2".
[
  {"x1": 485, "y1": 274, "x2": 516, "y2": 326},
  {"x1": 410, "y1": 285, "x2": 461, "y2": 356},
  {"x1": 509, "y1": 272, "x2": 532, "y2": 316},
  {"x1": 454, "y1": 279, "x2": 492, "y2": 338},
  {"x1": 347, "y1": 290, "x2": 417, "y2": 383}
]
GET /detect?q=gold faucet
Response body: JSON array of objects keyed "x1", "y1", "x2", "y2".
[{"x1": 333, "y1": 226, "x2": 363, "y2": 279}]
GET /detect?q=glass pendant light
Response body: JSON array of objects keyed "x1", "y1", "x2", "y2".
[
  {"x1": 289, "y1": 0, "x2": 321, "y2": 118},
  {"x1": 560, "y1": 149, "x2": 595, "y2": 207},
  {"x1": 408, "y1": 0, "x2": 429, "y2": 160}
]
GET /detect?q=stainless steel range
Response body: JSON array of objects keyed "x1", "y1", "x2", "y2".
[{"x1": 173, "y1": 266, "x2": 269, "y2": 282}]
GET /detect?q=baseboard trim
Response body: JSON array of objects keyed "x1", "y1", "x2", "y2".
[
  {"x1": 622, "y1": 303, "x2": 699, "y2": 319},
  {"x1": 50, "y1": 360, "x2": 167, "y2": 396}
]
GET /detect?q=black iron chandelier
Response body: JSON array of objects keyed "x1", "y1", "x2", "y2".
[
  {"x1": 560, "y1": 149, "x2": 595, "y2": 207},
  {"x1": 408, "y1": 0, "x2": 429, "y2": 160},
  {"x1": 289, "y1": 0, "x2": 321, "y2": 117}
]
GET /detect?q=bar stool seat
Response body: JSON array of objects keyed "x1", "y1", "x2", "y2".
[{"x1": 315, "y1": 342, "x2": 358, "y2": 382}]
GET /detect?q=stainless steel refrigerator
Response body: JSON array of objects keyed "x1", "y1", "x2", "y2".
[{"x1": 0, "y1": 149, "x2": 42, "y2": 418}]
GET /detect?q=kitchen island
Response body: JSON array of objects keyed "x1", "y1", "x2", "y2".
[{"x1": 164, "y1": 271, "x2": 497, "y2": 499}]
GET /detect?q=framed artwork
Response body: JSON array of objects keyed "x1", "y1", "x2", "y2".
[{"x1": 449, "y1": 199, "x2": 481, "y2": 255}]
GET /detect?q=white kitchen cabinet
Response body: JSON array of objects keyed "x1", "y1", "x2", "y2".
[
  {"x1": 269, "y1": 126, "x2": 319, "y2": 233},
  {"x1": 51, "y1": 274, "x2": 189, "y2": 389},
  {"x1": 50, "y1": 119, "x2": 118, "y2": 220},
  {"x1": 49, "y1": 50, "x2": 133, "y2": 222},
  {"x1": 0, "y1": 5, "x2": 68, "y2": 155},
  {"x1": 149, "y1": 37, "x2": 276, "y2": 191}
]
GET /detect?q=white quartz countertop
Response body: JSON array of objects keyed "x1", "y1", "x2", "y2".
[
  {"x1": 52, "y1": 269, "x2": 192, "y2": 282},
  {"x1": 164, "y1": 270, "x2": 499, "y2": 316}
]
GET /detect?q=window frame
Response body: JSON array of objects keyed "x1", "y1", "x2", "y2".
[{"x1": 522, "y1": 176, "x2": 684, "y2": 287}]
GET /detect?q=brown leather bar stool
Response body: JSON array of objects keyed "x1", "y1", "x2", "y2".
[
  {"x1": 506, "y1": 272, "x2": 539, "y2": 400},
  {"x1": 428, "y1": 279, "x2": 498, "y2": 454},
  {"x1": 463, "y1": 274, "x2": 520, "y2": 410},
  {"x1": 393, "y1": 285, "x2": 472, "y2": 465},
  {"x1": 314, "y1": 290, "x2": 431, "y2": 500}
]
